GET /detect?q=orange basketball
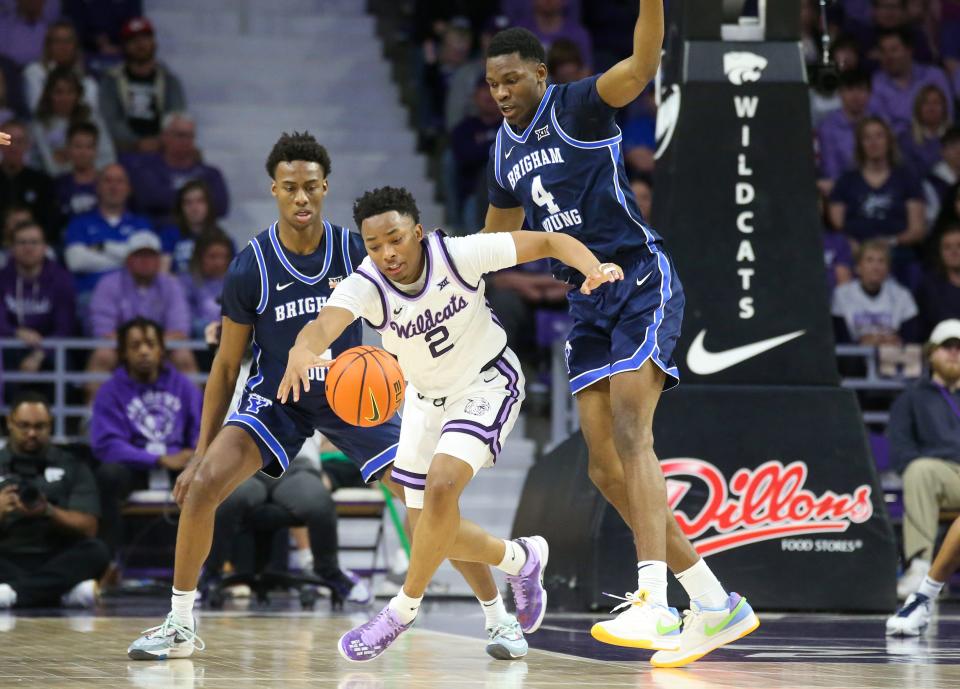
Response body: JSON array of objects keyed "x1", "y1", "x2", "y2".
[{"x1": 325, "y1": 345, "x2": 405, "y2": 427}]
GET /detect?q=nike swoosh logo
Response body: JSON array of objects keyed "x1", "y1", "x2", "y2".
[
  {"x1": 276, "y1": 282, "x2": 294, "y2": 291},
  {"x1": 636, "y1": 271, "x2": 653, "y2": 287},
  {"x1": 392, "y1": 307, "x2": 403, "y2": 316},
  {"x1": 686, "y1": 329, "x2": 805, "y2": 375},
  {"x1": 364, "y1": 388, "x2": 381, "y2": 423},
  {"x1": 703, "y1": 597, "x2": 747, "y2": 636},
  {"x1": 505, "y1": 145, "x2": 516, "y2": 159},
  {"x1": 483, "y1": 374, "x2": 497, "y2": 383},
  {"x1": 656, "y1": 618, "x2": 682, "y2": 635}
]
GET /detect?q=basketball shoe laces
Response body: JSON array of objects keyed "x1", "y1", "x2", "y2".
[
  {"x1": 361, "y1": 608, "x2": 407, "y2": 647},
  {"x1": 488, "y1": 619, "x2": 521, "y2": 639},
  {"x1": 602, "y1": 589, "x2": 651, "y2": 613},
  {"x1": 141, "y1": 612, "x2": 206, "y2": 651}
]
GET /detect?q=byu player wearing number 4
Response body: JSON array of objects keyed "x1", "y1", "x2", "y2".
[
  {"x1": 278, "y1": 186, "x2": 622, "y2": 662},
  {"x1": 481, "y1": 4, "x2": 759, "y2": 667},
  {"x1": 127, "y1": 133, "x2": 530, "y2": 661}
]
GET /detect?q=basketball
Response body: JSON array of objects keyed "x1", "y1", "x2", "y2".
[{"x1": 325, "y1": 345, "x2": 405, "y2": 427}]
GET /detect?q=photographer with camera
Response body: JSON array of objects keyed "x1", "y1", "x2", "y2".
[{"x1": 0, "y1": 391, "x2": 109, "y2": 609}]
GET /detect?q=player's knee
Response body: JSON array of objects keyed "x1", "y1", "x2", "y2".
[
  {"x1": 188, "y1": 464, "x2": 228, "y2": 507},
  {"x1": 612, "y1": 416, "x2": 655, "y2": 460},
  {"x1": 903, "y1": 458, "x2": 943, "y2": 493},
  {"x1": 423, "y1": 473, "x2": 462, "y2": 506}
]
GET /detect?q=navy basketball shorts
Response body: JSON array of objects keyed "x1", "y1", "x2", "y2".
[
  {"x1": 564, "y1": 249, "x2": 685, "y2": 395},
  {"x1": 226, "y1": 391, "x2": 399, "y2": 481}
]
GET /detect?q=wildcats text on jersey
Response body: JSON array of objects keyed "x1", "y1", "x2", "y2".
[
  {"x1": 505, "y1": 147, "x2": 565, "y2": 189},
  {"x1": 389, "y1": 295, "x2": 469, "y2": 339}
]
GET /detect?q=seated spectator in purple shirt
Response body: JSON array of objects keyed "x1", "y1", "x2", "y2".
[
  {"x1": 54, "y1": 121, "x2": 99, "y2": 221},
  {"x1": 98, "y1": 17, "x2": 186, "y2": 154},
  {"x1": 818, "y1": 70, "x2": 874, "y2": 191},
  {"x1": 518, "y1": 0, "x2": 591, "y2": 68},
  {"x1": 23, "y1": 20, "x2": 100, "y2": 116},
  {"x1": 86, "y1": 230, "x2": 195, "y2": 378},
  {"x1": 832, "y1": 238, "x2": 920, "y2": 344},
  {"x1": 829, "y1": 116, "x2": 927, "y2": 249},
  {"x1": 29, "y1": 67, "x2": 115, "y2": 177},
  {"x1": 159, "y1": 178, "x2": 230, "y2": 274},
  {"x1": 0, "y1": 120, "x2": 57, "y2": 243},
  {"x1": 870, "y1": 28, "x2": 953, "y2": 137},
  {"x1": 898, "y1": 84, "x2": 949, "y2": 178},
  {"x1": 0, "y1": 0, "x2": 53, "y2": 67},
  {"x1": 89, "y1": 316, "x2": 201, "y2": 557},
  {"x1": 943, "y1": 0, "x2": 960, "y2": 72},
  {"x1": 124, "y1": 112, "x2": 229, "y2": 226},
  {"x1": 180, "y1": 230, "x2": 232, "y2": 338},
  {"x1": 0, "y1": 219, "x2": 75, "y2": 373},
  {"x1": 450, "y1": 80, "x2": 500, "y2": 229},
  {"x1": 916, "y1": 224, "x2": 960, "y2": 339}
]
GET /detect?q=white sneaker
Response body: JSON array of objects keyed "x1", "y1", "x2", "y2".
[
  {"x1": 0, "y1": 583, "x2": 17, "y2": 609},
  {"x1": 650, "y1": 592, "x2": 760, "y2": 667},
  {"x1": 886, "y1": 593, "x2": 933, "y2": 636},
  {"x1": 897, "y1": 559, "x2": 929, "y2": 599},
  {"x1": 61, "y1": 579, "x2": 99, "y2": 608},
  {"x1": 590, "y1": 590, "x2": 682, "y2": 651}
]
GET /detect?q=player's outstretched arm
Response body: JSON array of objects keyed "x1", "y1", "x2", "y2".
[
  {"x1": 596, "y1": 0, "x2": 664, "y2": 108},
  {"x1": 278, "y1": 306, "x2": 356, "y2": 404},
  {"x1": 0, "y1": 131, "x2": 10, "y2": 146},
  {"x1": 480, "y1": 204, "x2": 525, "y2": 234},
  {"x1": 172, "y1": 316, "x2": 252, "y2": 505},
  {"x1": 510, "y1": 231, "x2": 623, "y2": 294}
]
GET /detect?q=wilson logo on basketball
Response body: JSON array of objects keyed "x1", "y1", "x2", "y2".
[{"x1": 662, "y1": 459, "x2": 873, "y2": 557}]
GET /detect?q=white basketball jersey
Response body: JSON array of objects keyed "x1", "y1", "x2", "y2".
[{"x1": 334, "y1": 231, "x2": 511, "y2": 399}]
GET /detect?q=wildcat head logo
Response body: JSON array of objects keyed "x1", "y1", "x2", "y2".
[
  {"x1": 723, "y1": 51, "x2": 768, "y2": 86},
  {"x1": 662, "y1": 458, "x2": 873, "y2": 557}
]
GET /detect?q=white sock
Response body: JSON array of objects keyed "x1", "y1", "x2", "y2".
[
  {"x1": 388, "y1": 587, "x2": 422, "y2": 625},
  {"x1": 478, "y1": 593, "x2": 510, "y2": 628},
  {"x1": 496, "y1": 540, "x2": 527, "y2": 576},
  {"x1": 171, "y1": 587, "x2": 196, "y2": 626},
  {"x1": 917, "y1": 575, "x2": 944, "y2": 601},
  {"x1": 675, "y1": 558, "x2": 728, "y2": 610},
  {"x1": 0, "y1": 583, "x2": 17, "y2": 609},
  {"x1": 637, "y1": 560, "x2": 668, "y2": 608}
]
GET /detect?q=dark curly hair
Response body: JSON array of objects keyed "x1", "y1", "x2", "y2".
[
  {"x1": 264, "y1": 131, "x2": 331, "y2": 179},
  {"x1": 353, "y1": 186, "x2": 420, "y2": 228},
  {"x1": 117, "y1": 317, "x2": 165, "y2": 364},
  {"x1": 487, "y1": 27, "x2": 546, "y2": 64}
]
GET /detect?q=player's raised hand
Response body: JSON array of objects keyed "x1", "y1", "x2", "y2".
[
  {"x1": 0, "y1": 131, "x2": 10, "y2": 146},
  {"x1": 580, "y1": 262, "x2": 623, "y2": 294}
]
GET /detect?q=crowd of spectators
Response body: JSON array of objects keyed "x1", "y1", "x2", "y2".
[{"x1": 0, "y1": 2, "x2": 230, "y2": 382}]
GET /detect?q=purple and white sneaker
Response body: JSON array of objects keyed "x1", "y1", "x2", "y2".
[
  {"x1": 337, "y1": 605, "x2": 412, "y2": 662},
  {"x1": 505, "y1": 535, "x2": 549, "y2": 633}
]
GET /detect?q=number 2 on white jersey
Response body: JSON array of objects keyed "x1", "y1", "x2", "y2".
[{"x1": 531, "y1": 175, "x2": 560, "y2": 215}]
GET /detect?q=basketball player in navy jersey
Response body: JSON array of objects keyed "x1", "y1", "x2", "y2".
[
  {"x1": 480, "y1": 4, "x2": 759, "y2": 667},
  {"x1": 128, "y1": 132, "x2": 527, "y2": 661}
]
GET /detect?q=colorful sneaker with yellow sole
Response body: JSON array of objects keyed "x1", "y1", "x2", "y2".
[
  {"x1": 650, "y1": 592, "x2": 759, "y2": 667},
  {"x1": 590, "y1": 590, "x2": 682, "y2": 651}
]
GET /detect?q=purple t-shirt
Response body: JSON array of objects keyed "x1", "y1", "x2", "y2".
[
  {"x1": 0, "y1": 11, "x2": 49, "y2": 67},
  {"x1": 829, "y1": 166, "x2": 924, "y2": 241},
  {"x1": 870, "y1": 65, "x2": 953, "y2": 136},
  {"x1": 817, "y1": 109, "x2": 870, "y2": 180},
  {"x1": 823, "y1": 231, "x2": 854, "y2": 292},
  {"x1": 54, "y1": 174, "x2": 98, "y2": 221},
  {"x1": 123, "y1": 152, "x2": 230, "y2": 224},
  {"x1": 517, "y1": 16, "x2": 593, "y2": 67},
  {"x1": 87, "y1": 268, "x2": 190, "y2": 337},
  {"x1": 180, "y1": 273, "x2": 224, "y2": 337},
  {"x1": 89, "y1": 363, "x2": 202, "y2": 468},
  {"x1": 0, "y1": 259, "x2": 76, "y2": 337},
  {"x1": 898, "y1": 130, "x2": 943, "y2": 178}
]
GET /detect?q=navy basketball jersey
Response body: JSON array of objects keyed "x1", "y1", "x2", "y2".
[
  {"x1": 221, "y1": 220, "x2": 365, "y2": 407},
  {"x1": 487, "y1": 75, "x2": 664, "y2": 283}
]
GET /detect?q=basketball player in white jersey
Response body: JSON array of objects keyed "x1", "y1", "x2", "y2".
[{"x1": 278, "y1": 186, "x2": 622, "y2": 662}]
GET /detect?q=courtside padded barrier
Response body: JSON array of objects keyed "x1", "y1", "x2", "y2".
[{"x1": 513, "y1": 386, "x2": 898, "y2": 612}]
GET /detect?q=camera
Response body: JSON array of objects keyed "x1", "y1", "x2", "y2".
[{"x1": 0, "y1": 454, "x2": 47, "y2": 511}]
